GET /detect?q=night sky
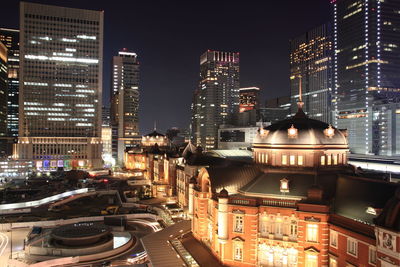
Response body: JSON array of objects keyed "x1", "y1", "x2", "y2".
[{"x1": 1, "y1": 0, "x2": 331, "y2": 134}]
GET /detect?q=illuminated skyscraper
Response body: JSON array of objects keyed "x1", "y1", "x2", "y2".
[
  {"x1": 0, "y1": 42, "x2": 8, "y2": 156},
  {"x1": 16, "y1": 2, "x2": 103, "y2": 169},
  {"x1": 289, "y1": 24, "x2": 333, "y2": 123},
  {"x1": 333, "y1": 0, "x2": 400, "y2": 155},
  {"x1": 191, "y1": 50, "x2": 240, "y2": 149},
  {"x1": 110, "y1": 49, "x2": 140, "y2": 164},
  {"x1": 239, "y1": 87, "x2": 260, "y2": 112},
  {"x1": 0, "y1": 28, "x2": 19, "y2": 139}
]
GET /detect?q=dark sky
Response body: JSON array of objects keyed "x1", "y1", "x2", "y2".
[{"x1": 1, "y1": 0, "x2": 331, "y2": 134}]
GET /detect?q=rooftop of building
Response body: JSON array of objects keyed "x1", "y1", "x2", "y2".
[{"x1": 254, "y1": 108, "x2": 348, "y2": 147}]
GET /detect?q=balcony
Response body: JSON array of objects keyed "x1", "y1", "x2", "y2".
[{"x1": 259, "y1": 233, "x2": 297, "y2": 243}]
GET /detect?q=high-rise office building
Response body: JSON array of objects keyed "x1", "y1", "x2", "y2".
[
  {"x1": 15, "y1": 2, "x2": 103, "y2": 170},
  {"x1": 333, "y1": 0, "x2": 400, "y2": 155},
  {"x1": 239, "y1": 87, "x2": 260, "y2": 112},
  {"x1": 289, "y1": 24, "x2": 333, "y2": 123},
  {"x1": 191, "y1": 50, "x2": 240, "y2": 149},
  {"x1": 0, "y1": 28, "x2": 19, "y2": 139},
  {"x1": 110, "y1": 49, "x2": 140, "y2": 164},
  {"x1": 0, "y1": 42, "x2": 8, "y2": 156},
  {"x1": 190, "y1": 89, "x2": 201, "y2": 144},
  {"x1": 102, "y1": 105, "x2": 110, "y2": 127}
]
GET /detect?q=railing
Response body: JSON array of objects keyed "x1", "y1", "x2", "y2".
[
  {"x1": 259, "y1": 232, "x2": 297, "y2": 242},
  {"x1": 170, "y1": 238, "x2": 199, "y2": 267},
  {"x1": 0, "y1": 188, "x2": 90, "y2": 210},
  {"x1": 153, "y1": 207, "x2": 174, "y2": 226},
  {"x1": 262, "y1": 199, "x2": 296, "y2": 208}
]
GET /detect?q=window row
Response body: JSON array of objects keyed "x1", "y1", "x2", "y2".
[
  {"x1": 260, "y1": 215, "x2": 298, "y2": 239},
  {"x1": 329, "y1": 230, "x2": 376, "y2": 265},
  {"x1": 25, "y1": 14, "x2": 100, "y2": 25},
  {"x1": 320, "y1": 153, "x2": 346, "y2": 165},
  {"x1": 282, "y1": 154, "x2": 304, "y2": 166}
]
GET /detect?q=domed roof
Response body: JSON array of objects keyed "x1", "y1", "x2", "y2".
[
  {"x1": 254, "y1": 110, "x2": 348, "y2": 147},
  {"x1": 144, "y1": 130, "x2": 165, "y2": 137}
]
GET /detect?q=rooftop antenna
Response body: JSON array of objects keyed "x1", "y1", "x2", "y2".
[{"x1": 154, "y1": 121, "x2": 157, "y2": 131}]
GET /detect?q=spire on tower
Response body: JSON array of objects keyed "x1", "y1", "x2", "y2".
[
  {"x1": 297, "y1": 75, "x2": 304, "y2": 110},
  {"x1": 294, "y1": 75, "x2": 306, "y2": 118}
]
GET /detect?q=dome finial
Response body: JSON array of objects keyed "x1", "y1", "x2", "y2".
[
  {"x1": 297, "y1": 75, "x2": 304, "y2": 110},
  {"x1": 294, "y1": 75, "x2": 306, "y2": 118}
]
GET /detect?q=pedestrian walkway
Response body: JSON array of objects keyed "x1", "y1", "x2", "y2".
[
  {"x1": 141, "y1": 220, "x2": 190, "y2": 267},
  {"x1": 180, "y1": 232, "x2": 225, "y2": 267}
]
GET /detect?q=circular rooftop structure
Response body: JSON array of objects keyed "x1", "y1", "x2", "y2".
[
  {"x1": 51, "y1": 222, "x2": 111, "y2": 246},
  {"x1": 254, "y1": 111, "x2": 348, "y2": 147}
]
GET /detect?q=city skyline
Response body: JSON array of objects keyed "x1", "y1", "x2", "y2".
[{"x1": 1, "y1": 0, "x2": 331, "y2": 133}]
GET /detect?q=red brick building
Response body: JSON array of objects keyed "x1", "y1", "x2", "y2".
[{"x1": 190, "y1": 105, "x2": 400, "y2": 267}]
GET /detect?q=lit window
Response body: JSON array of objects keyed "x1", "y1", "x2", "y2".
[
  {"x1": 260, "y1": 215, "x2": 269, "y2": 236},
  {"x1": 305, "y1": 253, "x2": 318, "y2": 267},
  {"x1": 280, "y1": 178, "x2": 290, "y2": 193},
  {"x1": 290, "y1": 155, "x2": 296, "y2": 165},
  {"x1": 282, "y1": 155, "x2": 288, "y2": 165},
  {"x1": 347, "y1": 238, "x2": 358, "y2": 257},
  {"x1": 288, "y1": 124, "x2": 298, "y2": 138},
  {"x1": 368, "y1": 246, "x2": 376, "y2": 265},
  {"x1": 275, "y1": 216, "x2": 283, "y2": 235},
  {"x1": 333, "y1": 154, "x2": 338, "y2": 165},
  {"x1": 298, "y1": 155, "x2": 304, "y2": 165},
  {"x1": 261, "y1": 153, "x2": 265, "y2": 163},
  {"x1": 320, "y1": 156, "x2": 325, "y2": 165},
  {"x1": 234, "y1": 215, "x2": 244, "y2": 233},
  {"x1": 234, "y1": 242, "x2": 243, "y2": 261},
  {"x1": 330, "y1": 230, "x2": 338, "y2": 248},
  {"x1": 329, "y1": 256, "x2": 338, "y2": 267},
  {"x1": 307, "y1": 224, "x2": 318, "y2": 242},
  {"x1": 324, "y1": 125, "x2": 335, "y2": 138},
  {"x1": 327, "y1": 155, "x2": 332, "y2": 165},
  {"x1": 290, "y1": 220, "x2": 298, "y2": 238}
]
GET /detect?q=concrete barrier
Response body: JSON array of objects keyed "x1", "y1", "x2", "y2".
[
  {"x1": 27, "y1": 234, "x2": 135, "y2": 267},
  {"x1": 0, "y1": 213, "x2": 160, "y2": 231}
]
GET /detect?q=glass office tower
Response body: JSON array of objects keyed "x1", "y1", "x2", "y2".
[
  {"x1": 110, "y1": 49, "x2": 140, "y2": 164},
  {"x1": 16, "y1": 2, "x2": 103, "y2": 169},
  {"x1": 333, "y1": 0, "x2": 400, "y2": 155},
  {"x1": 0, "y1": 28, "x2": 19, "y2": 139},
  {"x1": 0, "y1": 42, "x2": 8, "y2": 156},
  {"x1": 289, "y1": 24, "x2": 333, "y2": 124},
  {"x1": 191, "y1": 50, "x2": 240, "y2": 149}
]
